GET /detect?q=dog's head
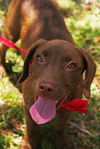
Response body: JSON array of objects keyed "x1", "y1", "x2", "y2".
[
  {"x1": 20, "y1": 39, "x2": 96, "y2": 99},
  {"x1": 19, "y1": 39, "x2": 96, "y2": 124}
]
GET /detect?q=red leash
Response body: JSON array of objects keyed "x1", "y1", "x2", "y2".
[
  {"x1": 0, "y1": 36, "x2": 89, "y2": 113},
  {"x1": 0, "y1": 36, "x2": 27, "y2": 53}
]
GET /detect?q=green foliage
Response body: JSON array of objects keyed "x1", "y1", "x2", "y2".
[
  {"x1": 6, "y1": 48, "x2": 23, "y2": 73},
  {"x1": 0, "y1": 77, "x2": 24, "y2": 148},
  {"x1": 0, "y1": 133, "x2": 23, "y2": 149},
  {"x1": 0, "y1": 0, "x2": 11, "y2": 10}
]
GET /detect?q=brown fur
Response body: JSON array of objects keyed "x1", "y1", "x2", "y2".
[{"x1": 0, "y1": 0, "x2": 96, "y2": 149}]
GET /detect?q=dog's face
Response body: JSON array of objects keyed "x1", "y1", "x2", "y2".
[{"x1": 20, "y1": 39, "x2": 96, "y2": 104}]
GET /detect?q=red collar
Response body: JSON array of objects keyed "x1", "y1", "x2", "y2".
[
  {"x1": 60, "y1": 98, "x2": 88, "y2": 113},
  {"x1": 0, "y1": 37, "x2": 88, "y2": 114}
]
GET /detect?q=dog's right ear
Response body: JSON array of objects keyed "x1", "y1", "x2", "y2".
[
  {"x1": 78, "y1": 48, "x2": 96, "y2": 98},
  {"x1": 19, "y1": 39, "x2": 46, "y2": 83}
]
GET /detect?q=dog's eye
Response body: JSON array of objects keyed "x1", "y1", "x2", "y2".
[
  {"x1": 67, "y1": 62, "x2": 77, "y2": 70},
  {"x1": 64, "y1": 62, "x2": 77, "y2": 71},
  {"x1": 35, "y1": 54, "x2": 45, "y2": 64}
]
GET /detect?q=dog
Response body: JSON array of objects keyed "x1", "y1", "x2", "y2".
[{"x1": 0, "y1": 0, "x2": 96, "y2": 149}]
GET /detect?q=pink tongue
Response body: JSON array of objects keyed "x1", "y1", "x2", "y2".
[{"x1": 29, "y1": 97, "x2": 56, "y2": 124}]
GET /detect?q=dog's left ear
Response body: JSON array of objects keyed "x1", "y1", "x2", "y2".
[
  {"x1": 19, "y1": 39, "x2": 47, "y2": 83},
  {"x1": 79, "y1": 48, "x2": 96, "y2": 98}
]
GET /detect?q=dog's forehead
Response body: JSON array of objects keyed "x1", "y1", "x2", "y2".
[
  {"x1": 36, "y1": 40, "x2": 83, "y2": 62},
  {"x1": 36, "y1": 40, "x2": 74, "y2": 53}
]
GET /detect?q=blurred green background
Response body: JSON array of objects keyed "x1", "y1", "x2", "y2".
[{"x1": 0, "y1": 0, "x2": 100, "y2": 149}]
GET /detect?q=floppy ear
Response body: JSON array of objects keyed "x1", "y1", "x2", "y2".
[
  {"x1": 79, "y1": 48, "x2": 96, "y2": 98},
  {"x1": 19, "y1": 39, "x2": 47, "y2": 83}
]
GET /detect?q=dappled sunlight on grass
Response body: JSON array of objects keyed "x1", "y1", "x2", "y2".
[
  {"x1": 0, "y1": 77, "x2": 23, "y2": 104},
  {"x1": 0, "y1": 77, "x2": 24, "y2": 149},
  {"x1": 0, "y1": 132, "x2": 23, "y2": 149}
]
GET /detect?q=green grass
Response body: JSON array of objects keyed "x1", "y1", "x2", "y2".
[{"x1": 0, "y1": 0, "x2": 100, "y2": 148}]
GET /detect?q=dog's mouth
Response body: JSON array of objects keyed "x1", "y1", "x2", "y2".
[{"x1": 29, "y1": 96, "x2": 66, "y2": 124}]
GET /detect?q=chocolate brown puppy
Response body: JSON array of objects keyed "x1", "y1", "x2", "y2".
[{"x1": 0, "y1": 0, "x2": 96, "y2": 149}]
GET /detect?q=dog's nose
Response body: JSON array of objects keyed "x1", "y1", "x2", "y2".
[{"x1": 38, "y1": 82, "x2": 55, "y2": 94}]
